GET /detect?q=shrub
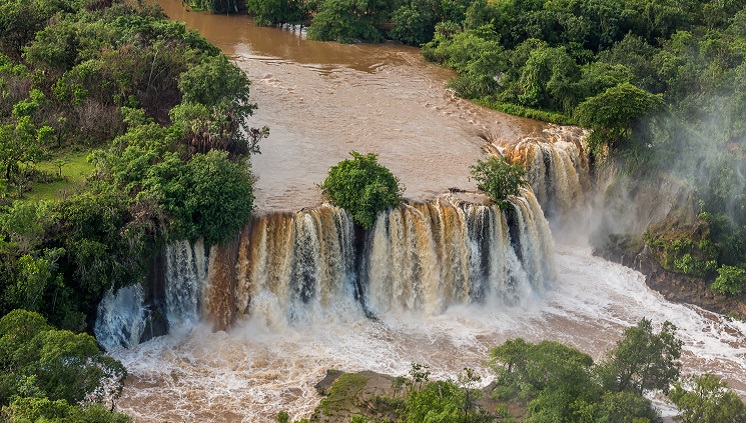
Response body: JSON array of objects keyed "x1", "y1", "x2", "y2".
[
  {"x1": 307, "y1": 0, "x2": 384, "y2": 43},
  {"x1": 711, "y1": 265, "x2": 746, "y2": 297},
  {"x1": 321, "y1": 151, "x2": 403, "y2": 230},
  {"x1": 469, "y1": 156, "x2": 526, "y2": 210}
]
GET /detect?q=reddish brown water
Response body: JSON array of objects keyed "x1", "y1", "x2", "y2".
[{"x1": 157, "y1": 0, "x2": 545, "y2": 211}]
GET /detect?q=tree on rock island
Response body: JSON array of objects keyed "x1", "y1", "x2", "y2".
[{"x1": 321, "y1": 151, "x2": 403, "y2": 230}]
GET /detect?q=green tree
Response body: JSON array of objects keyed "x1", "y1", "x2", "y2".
[
  {"x1": 0, "y1": 0, "x2": 69, "y2": 58},
  {"x1": 178, "y1": 54, "x2": 252, "y2": 109},
  {"x1": 177, "y1": 54, "x2": 264, "y2": 157},
  {"x1": 435, "y1": 28, "x2": 507, "y2": 98},
  {"x1": 321, "y1": 151, "x2": 403, "y2": 230},
  {"x1": 389, "y1": 0, "x2": 437, "y2": 46},
  {"x1": 574, "y1": 83, "x2": 665, "y2": 152},
  {"x1": 136, "y1": 150, "x2": 254, "y2": 245},
  {"x1": 0, "y1": 310, "x2": 127, "y2": 407},
  {"x1": 490, "y1": 339, "x2": 598, "y2": 422},
  {"x1": 245, "y1": 0, "x2": 307, "y2": 25},
  {"x1": 668, "y1": 373, "x2": 746, "y2": 423},
  {"x1": 2, "y1": 397, "x2": 131, "y2": 422},
  {"x1": 405, "y1": 374, "x2": 493, "y2": 423},
  {"x1": 307, "y1": 0, "x2": 385, "y2": 43},
  {"x1": 595, "y1": 391, "x2": 657, "y2": 423},
  {"x1": 711, "y1": 265, "x2": 746, "y2": 297},
  {"x1": 0, "y1": 116, "x2": 53, "y2": 182},
  {"x1": 469, "y1": 156, "x2": 526, "y2": 210},
  {"x1": 517, "y1": 45, "x2": 579, "y2": 113},
  {"x1": 597, "y1": 318, "x2": 682, "y2": 396}
]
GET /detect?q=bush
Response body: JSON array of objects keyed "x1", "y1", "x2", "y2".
[
  {"x1": 574, "y1": 83, "x2": 664, "y2": 152},
  {"x1": 307, "y1": 0, "x2": 384, "y2": 43},
  {"x1": 142, "y1": 150, "x2": 254, "y2": 245},
  {"x1": 711, "y1": 265, "x2": 746, "y2": 297},
  {"x1": 321, "y1": 151, "x2": 403, "y2": 230},
  {"x1": 669, "y1": 374, "x2": 746, "y2": 423},
  {"x1": 469, "y1": 156, "x2": 526, "y2": 210}
]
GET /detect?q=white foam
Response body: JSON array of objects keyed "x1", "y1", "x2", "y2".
[{"x1": 112, "y1": 243, "x2": 746, "y2": 421}]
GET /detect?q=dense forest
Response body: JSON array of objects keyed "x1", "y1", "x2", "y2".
[
  {"x1": 0, "y1": 0, "x2": 262, "y2": 419},
  {"x1": 0, "y1": 0, "x2": 262, "y2": 328}
]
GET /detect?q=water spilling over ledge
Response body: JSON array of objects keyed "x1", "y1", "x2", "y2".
[
  {"x1": 492, "y1": 125, "x2": 591, "y2": 219},
  {"x1": 96, "y1": 190, "x2": 554, "y2": 346}
]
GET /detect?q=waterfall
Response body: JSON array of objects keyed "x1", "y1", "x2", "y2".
[
  {"x1": 500, "y1": 126, "x2": 590, "y2": 219},
  {"x1": 233, "y1": 207, "x2": 357, "y2": 328},
  {"x1": 97, "y1": 193, "x2": 555, "y2": 346},
  {"x1": 94, "y1": 284, "x2": 146, "y2": 350},
  {"x1": 164, "y1": 239, "x2": 209, "y2": 332},
  {"x1": 365, "y1": 192, "x2": 554, "y2": 315}
]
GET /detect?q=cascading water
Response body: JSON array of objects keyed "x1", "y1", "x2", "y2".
[
  {"x1": 96, "y1": 193, "x2": 554, "y2": 340},
  {"x1": 95, "y1": 284, "x2": 146, "y2": 350},
  {"x1": 499, "y1": 126, "x2": 591, "y2": 218},
  {"x1": 164, "y1": 239, "x2": 209, "y2": 332},
  {"x1": 365, "y1": 191, "x2": 553, "y2": 315},
  {"x1": 233, "y1": 207, "x2": 358, "y2": 328}
]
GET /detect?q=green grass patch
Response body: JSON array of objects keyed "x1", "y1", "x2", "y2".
[
  {"x1": 474, "y1": 98, "x2": 576, "y2": 125},
  {"x1": 24, "y1": 150, "x2": 94, "y2": 203},
  {"x1": 315, "y1": 372, "x2": 372, "y2": 417}
]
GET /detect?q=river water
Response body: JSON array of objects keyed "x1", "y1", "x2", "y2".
[
  {"x1": 157, "y1": 0, "x2": 545, "y2": 211},
  {"x1": 110, "y1": 2, "x2": 746, "y2": 421}
]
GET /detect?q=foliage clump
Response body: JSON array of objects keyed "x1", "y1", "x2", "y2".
[
  {"x1": 321, "y1": 151, "x2": 403, "y2": 230},
  {"x1": 711, "y1": 265, "x2": 746, "y2": 297},
  {"x1": 307, "y1": 0, "x2": 385, "y2": 43},
  {"x1": 0, "y1": 0, "x2": 265, "y2": 328},
  {"x1": 0, "y1": 310, "x2": 130, "y2": 422},
  {"x1": 469, "y1": 156, "x2": 526, "y2": 210},
  {"x1": 490, "y1": 318, "x2": 683, "y2": 423},
  {"x1": 669, "y1": 373, "x2": 746, "y2": 423}
]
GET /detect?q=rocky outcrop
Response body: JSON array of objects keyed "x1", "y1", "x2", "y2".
[
  {"x1": 592, "y1": 169, "x2": 746, "y2": 320},
  {"x1": 310, "y1": 370, "x2": 404, "y2": 423},
  {"x1": 635, "y1": 248, "x2": 746, "y2": 320},
  {"x1": 595, "y1": 240, "x2": 746, "y2": 319}
]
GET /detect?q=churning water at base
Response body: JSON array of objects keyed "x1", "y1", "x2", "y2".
[
  {"x1": 95, "y1": 285, "x2": 146, "y2": 351},
  {"x1": 111, "y1": 243, "x2": 746, "y2": 422}
]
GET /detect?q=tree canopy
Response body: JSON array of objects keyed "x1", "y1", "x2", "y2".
[
  {"x1": 321, "y1": 151, "x2": 403, "y2": 230},
  {"x1": 469, "y1": 156, "x2": 526, "y2": 210},
  {"x1": 0, "y1": 0, "x2": 264, "y2": 331},
  {"x1": 0, "y1": 310, "x2": 129, "y2": 421},
  {"x1": 668, "y1": 373, "x2": 746, "y2": 423}
]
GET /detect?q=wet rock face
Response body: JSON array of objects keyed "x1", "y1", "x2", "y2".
[
  {"x1": 140, "y1": 249, "x2": 169, "y2": 342},
  {"x1": 591, "y1": 170, "x2": 746, "y2": 320},
  {"x1": 600, "y1": 245, "x2": 746, "y2": 320},
  {"x1": 640, "y1": 250, "x2": 746, "y2": 320}
]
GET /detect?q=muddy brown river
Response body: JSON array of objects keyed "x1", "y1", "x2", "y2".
[{"x1": 157, "y1": 0, "x2": 545, "y2": 211}]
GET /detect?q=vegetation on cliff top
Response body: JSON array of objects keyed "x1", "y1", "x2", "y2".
[
  {"x1": 0, "y1": 0, "x2": 264, "y2": 334},
  {"x1": 321, "y1": 151, "x2": 404, "y2": 230},
  {"x1": 469, "y1": 156, "x2": 526, "y2": 210}
]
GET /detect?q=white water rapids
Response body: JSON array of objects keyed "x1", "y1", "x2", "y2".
[{"x1": 111, "y1": 242, "x2": 746, "y2": 421}]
